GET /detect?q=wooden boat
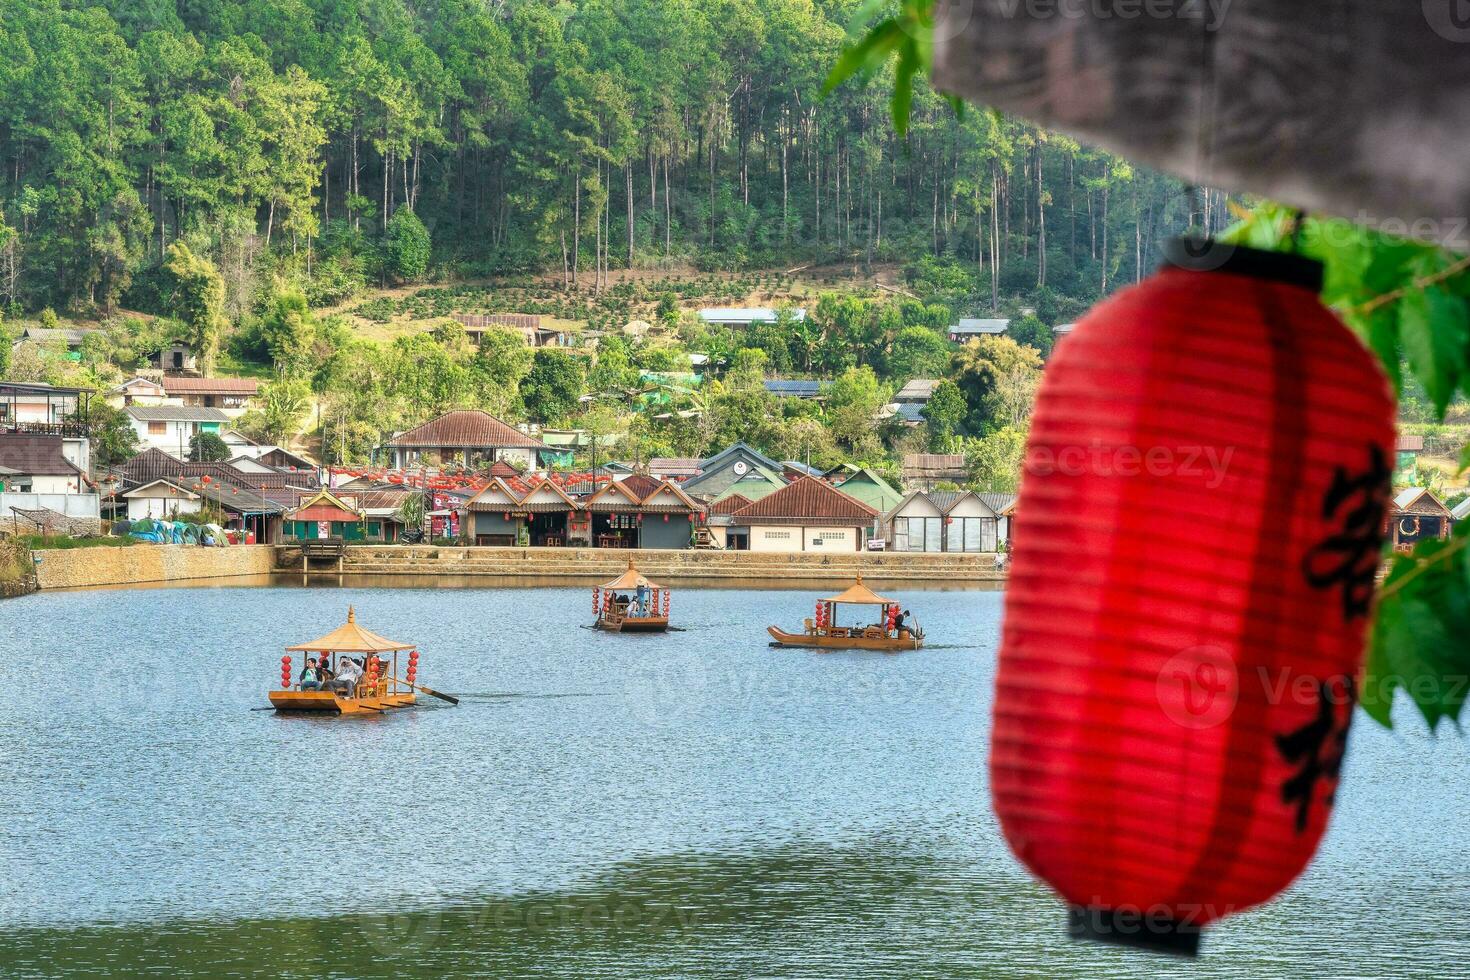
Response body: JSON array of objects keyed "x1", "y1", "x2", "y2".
[
  {"x1": 593, "y1": 560, "x2": 671, "y2": 633},
  {"x1": 271, "y1": 606, "x2": 420, "y2": 714},
  {"x1": 768, "y1": 576, "x2": 924, "y2": 652}
]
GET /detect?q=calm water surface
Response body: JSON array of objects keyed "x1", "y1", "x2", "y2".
[{"x1": 0, "y1": 583, "x2": 1465, "y2": 977}]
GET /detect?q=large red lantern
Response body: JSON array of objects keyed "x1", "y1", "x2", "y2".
[{"x1": 993, "y1": 242, "x2": 1394, "y2": 954}]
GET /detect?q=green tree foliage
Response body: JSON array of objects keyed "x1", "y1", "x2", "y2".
[
  {"x1": 188, "y1": 431, "x2": 230, "y2": 463},
  {"x1": 260, "y1": 285, "x2": 318, "y2": 375},
  {"x1": 521, "y1": 348, "x2": 587, "y2": 423},
  {"x1": 923, "y1": 379, "x2": 966, "y2": 451},
  {"x1": 888, "y1": 326, "x2": 950, "y2": 380},
  {"x1": 384, "y1": 208, "x2": 431, "y2": 283},
  {"x1": 963, "y1": 426, "x2": 1027, "y2": 493},
  {"x1": 951, "y1": 336, "x2": 1044, "y2": 430},
  {"x1": 0, "y1": 0, "x2": 1187, "y2": 320},
  {"x1": 161, "y1": 243, "x2": 225, "y2": 376},
  {"x1": 87, "y1": 401, "x2": 138, "y2": 468},
  {"x1": 243, "y1": 379, "x2": 311, "y2": 445}
]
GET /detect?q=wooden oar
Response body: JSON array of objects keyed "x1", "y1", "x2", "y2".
[{"x1": 390, "y1": 677, "x2": 460, "y2": 705}]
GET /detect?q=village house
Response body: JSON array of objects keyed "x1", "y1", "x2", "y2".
[
  {"x1": 902, "y1": 453, "x2": 970, "y2": 491},
  {"x1": 948, "y1": 318, "x2": 1010, "y2": 343},
  {"x1": 126, "y1": 406, "x2": 231, "y2": 458},
  {"x1": 829, "y1": 466, "x2": 904, "y2": 514},
  {"x1": 1452, "y1": 497, "x2": 1470, "y2": 524},
  {"x1": 1388, "y1": 487, "x2": 1454, "y2": 552},
  {"x1": 385, "y1": 410, "x2": 549, "y2": 471},
  {"x1": 0, "y1": 433, "x2": 99, "y2": 533},
  {"x1": 582, "y1": 473, "x2": 700, "y2": 549},
  {"x1": 883, "y1": 489, "x2": 1005, "y2": 553},
  {"x1": 104, "y1": 377, "x2": 168, "y2": 408},
  {"x1": 649, "y1": 458, "x2": 703, "y2": 481},
  {"x1": 464, "y1": 472, "x2": 699, "y2": 548},
  {"x1": 119, "y1": 477, "x2": 283, "y2": 538},
  {"x1": 697, "y1": 307, "x2": 807, "y2": 329},
  {"x1": 764, "y1": 379, "x2": 827, "y2": 400},
  {"x1": 159, "y1": 376, "x2": 260, "y2": 415},
  {"x1": 12, "y1": 326, "x2": 101, "y2": 357},
  {"x1": 1394, "y1": 434, "x2": 1425, "y2": 482},
  {"x1": 682, "y1": 442, "x2": 785, "y2": 500},
  {"x1": 724, "y1": 475, "x2": 877, "y2": 552},
  {"x1": 110, "y1": 449, "x2": 312, "y2": 542},
  {"x1": 283, "y1": 488, "x2": 366, "y2": 541},
  {"x1": 153, "y1": 340, "x2": 198, "y2": 374},
  {"x1": 450, "y1": 313, "x2": 568, "y2": 348},
  {"x1": 1053, "y1": 322, "x2": 1077, "y2": 341},
  {"x1": 895, "y1": 379, "x2": 941, "y2": 405},
  {"x1": 712, "y1": 465, "x2": 787, "y2": 505},
  {"x1": 0, "y1": 434, "x2": 84, "y2": 494},
  {"x1": 0, "y1": 381, "x2": 90, "y2": 435}
]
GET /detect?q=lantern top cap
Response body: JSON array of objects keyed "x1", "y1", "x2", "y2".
[{"x1": 1161, "y1": 238, "x2": 1324, "y2": 292}]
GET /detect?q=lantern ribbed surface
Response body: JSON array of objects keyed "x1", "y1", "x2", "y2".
[{"x1": 992, "y1": 245, "x2": 1395, "y2": 952}]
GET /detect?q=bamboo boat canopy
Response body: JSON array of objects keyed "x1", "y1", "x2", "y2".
[
  {"x1": 286, "y1": 606, "x2": 416, "y2": 653},
  {"x1": 824, "y1": 576, "x2": 893, "y2": 606},
  {"x1": 602, "y1": 560, "x2": 660, "y2": 592}
]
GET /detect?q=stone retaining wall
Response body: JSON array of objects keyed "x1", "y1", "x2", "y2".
[
  {"x1": 33, "y1": 545, "x2": 276, "y2": 590},
  {"x1": 277, "y1": 545, "x2": 1006, "y2": 584}
]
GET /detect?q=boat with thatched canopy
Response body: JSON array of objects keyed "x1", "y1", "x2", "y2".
[
  {"x1": 271, "y1": 606, "x2": 420, "y2": 714},
  {"x1": 767, "y1": 576, "x2": 923, "y2": 651},
  {"x1": 593, "y1": 560, "x2": 671, "y2": 633}
]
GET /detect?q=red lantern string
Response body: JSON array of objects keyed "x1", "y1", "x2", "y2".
[{"x1": 992, "y1": 242, "x2": 1395, "y2": 955}]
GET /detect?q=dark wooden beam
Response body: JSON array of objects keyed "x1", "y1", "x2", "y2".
[{"x1": 931, "y1": 0, "x2": 1470, "y2": 248}]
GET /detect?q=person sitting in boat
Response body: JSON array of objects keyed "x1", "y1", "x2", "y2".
[
  {"x1": 325, "y1": 656, "x2": 362, "y2": 698},
  {"x1": 893, "y1": 609, "x2": 909, "y2": 635},
  {"x1": 298, "y1": 657, "x2": 321, "y2": 691},
  {"x1": 316, "y1": 657, "x2": 335, "y2": 686},
  {"x1": 635, "y1": 584, "x2": 650, "y2": 617}
]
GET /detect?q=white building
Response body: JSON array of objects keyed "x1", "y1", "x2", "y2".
[
  {"x1": 698, "y1": 307, "x2": 807, "y2": 328},
  {"x1": 948, "y1": 318, "x2": 1010, "y2": 343},
  {"x1": 883, "y1": 489, "x2": 1008, "y2": 553},
  {"x1": 121, "y1": 479, "x2": 206, "y2": 521},
  {"x1": 126, "y1": 406, "x2": 232, "y2": 458}
]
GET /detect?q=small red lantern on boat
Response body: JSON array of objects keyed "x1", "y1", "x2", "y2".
[{"x1": 992, "y1": 241, "x2": 1395, "y2": 954}]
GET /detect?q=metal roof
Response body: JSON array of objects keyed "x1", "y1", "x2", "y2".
[
  {"x1": 950, "y1": 318, "x2": 1010, "y2": 334},
  {"x1": 159, "y1": 376, "x2": 261, "y2": 395},
  {"x1": 126, "y1": 405, "x2": 232, "y2": 422},
  {"x1": 763, "y1": 380, "x2": 826, "y2": 398},
  {"x1": 698, "y1": 307, "x2": 807, "y2": 324},
  {"x1": 726, "y1": 475, "x2": 877, "y2": 526},
  {"x1": 895, "y1": 379, "x2": 941, "y2": 401},
  {"x1": 388, "y1": 410, "x2": 545, "y2": 449},
  {"x1": 0, "y1": 434, "x2": 82, "y2": 477}
]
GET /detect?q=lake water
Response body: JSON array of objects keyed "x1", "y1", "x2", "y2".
[{"x1": 0, "y1": 582, "x2": 1466, "y2": 978}]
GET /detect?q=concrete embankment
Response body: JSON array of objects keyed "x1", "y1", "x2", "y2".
[
  {"x1": 275, "y1": 545, "x2": 1007, "y2": 585},
  {"x1": 33, "y1": 544, "x2": 276, "y2": 590}
]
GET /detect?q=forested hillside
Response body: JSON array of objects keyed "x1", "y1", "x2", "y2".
[
  {"x1": 0, "y1": 0, "x2": 1273, "y2": 484},
  {"x1": 0, "y1": 0, "x2": 1226, "y2": 316}
]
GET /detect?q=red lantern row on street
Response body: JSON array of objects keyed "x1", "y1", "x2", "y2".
[{"x1": 992, "y1": 241, "x2": 1395, "y2": 955}]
